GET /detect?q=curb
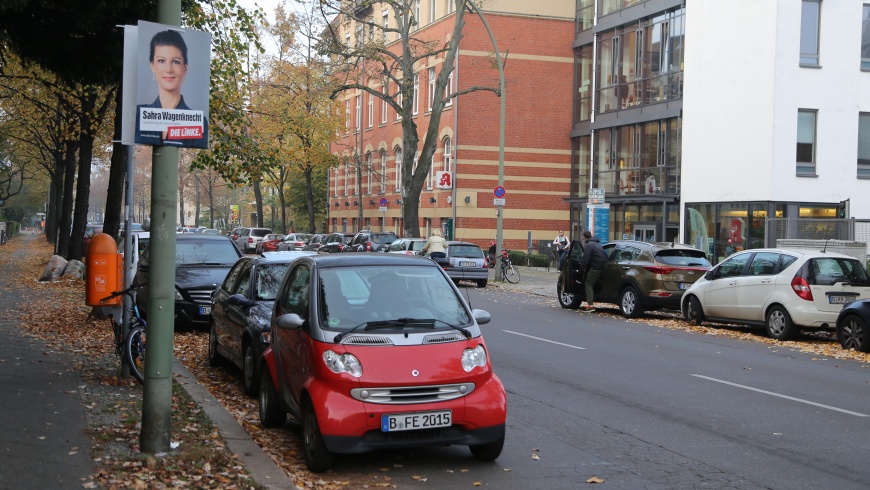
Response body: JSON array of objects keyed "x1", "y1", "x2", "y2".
[{"x1": 172, "y1": 358, "x2": 295, "y2": 489}]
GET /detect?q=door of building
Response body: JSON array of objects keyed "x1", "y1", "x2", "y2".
[{"x1": 633, "y1": 224, "x2": 656, "y2": 242}]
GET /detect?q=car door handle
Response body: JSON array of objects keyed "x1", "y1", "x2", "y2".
[
  {"x1": 761, "y1": 279, "x2": 772, "y2": 284},
  {"x1": 729, "y1": 281, "x2": 738, "y2": 286},
  {"x1": 622, "y1": 266, "x2": 631, "y2": 270}
]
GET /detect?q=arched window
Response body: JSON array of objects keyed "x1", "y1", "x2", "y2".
[
  {"x1": 443, "y1": 137, "x2": 452, "y2": 173},
  {"x1": 343, "y1": 160, "x2": 349, "y2": 196},
  {"x1": 380, "y1": 150, "x2": 387, "y2": 193},
  {"x1": 366, "y1": 151, "x2": 373, "y2": 194}
]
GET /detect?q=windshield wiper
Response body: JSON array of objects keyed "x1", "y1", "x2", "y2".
[{"x1": 333, "y1": 318, "x2": 471, "y2": 342}]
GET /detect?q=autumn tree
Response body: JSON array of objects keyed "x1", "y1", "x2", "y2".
[
  {"x1": 254, "y1": 3, "x2": 340, "y2": 234},
  {"x1": 316, "y1": 0, "x2": 498, "y2": 238}
]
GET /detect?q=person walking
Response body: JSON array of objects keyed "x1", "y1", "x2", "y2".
[
  {"x1": 553, "y1": 230, "x2": 569, "y2": 271},
  {"x1": 579, "y1": 230, "x2": 608, "y2": 312},
  {"x1": 421, "y1": 229, "x2": 449, "y2": 260}
]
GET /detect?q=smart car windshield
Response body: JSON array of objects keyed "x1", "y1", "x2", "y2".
[{"x1": 318, "y1": 265, "x2": 472, "y2": 331}]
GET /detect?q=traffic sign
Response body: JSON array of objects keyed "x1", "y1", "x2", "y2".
[
  {"x1": 493, "y1": 186, "x2": 506, "y2": 198},
  {"x1": 379, "y1": 197, "x2": 388, "y2": 206},
  {"x1": 588, "y1": 187, "x2": 605, "y2": 204},
  {"x1": 379, "y1": 206, "x2": 387, "y2": 212},
  {"x1": 493, "y1": 198, "x2": 506, "y2": 206}
]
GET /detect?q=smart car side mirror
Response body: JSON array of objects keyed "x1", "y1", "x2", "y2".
[
  {"x1": 472, "y1": 309, "x2": 491, "y2": 325},
  {"x1": 276, "y1": 313, "x2": 304, "y2": 330}
]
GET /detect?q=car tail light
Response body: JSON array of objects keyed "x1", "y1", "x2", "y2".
[
  {"x1": 366, "y1": 242, "x2": 372, "y2": 251},
  {"x1": 338, "y1": 244, "x2": 344, "y2": 251},
  {"x1": 248, "y1": 237, "x2": 254, "y2": 243},
  {"x1": 642, "y1": 266, "x2": 675, "y2": 275},
  {"x1": 791, "y1": 276, "x2": 813, "y2": 301}
]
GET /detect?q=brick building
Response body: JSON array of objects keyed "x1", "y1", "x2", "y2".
[{"x1": 327, "y1": 0, "x2": 575, "y2": 254}]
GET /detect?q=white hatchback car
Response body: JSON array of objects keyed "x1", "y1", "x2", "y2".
[{"x1": 681, "y1": 248, "x2": 870, "y2": 340}]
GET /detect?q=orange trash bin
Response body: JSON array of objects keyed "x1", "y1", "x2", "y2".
[{"x1": 86, "y1": 233, "x2": 122, "y2": 306}]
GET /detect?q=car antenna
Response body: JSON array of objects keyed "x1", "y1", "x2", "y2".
[{"x1": 822, "y1": 238, "x2": 830, "y2": 253}]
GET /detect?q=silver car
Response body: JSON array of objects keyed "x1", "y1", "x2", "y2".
[{"x1": 435, "y1": 241, "x2": 489, "y2": 288}]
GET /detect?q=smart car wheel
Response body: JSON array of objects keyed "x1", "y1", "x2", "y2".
[
  {"x1": 302, "y1": 399, "x2": 335, "y2": 472},
  {"x1": 469, "y1": 431, "x2": 505, "y2": 461},
  {"x1": 619, "y1": 286, "x2": 644, "y2": 318},
  {"x1": 207, "y1": 324, "x2": 225, "y2": 367},
  {"x1": 242, "y1": 342, "x2": 258, "y2": 397},
  {"x1": 837, "y1": 315, "x2": 870, "y2": 352},
  {"x1": 766, "y1": 305, "x2": 797, "y2": 340},
  {"x1": 258, "y1": 368, "x2": 286, "y2": 428},
  {"x1": 684, "y1": 296, "x2": 704, "y2": 325},
  {"x1": 557, "y1": 281, "x2": 580, "y2": 309}
]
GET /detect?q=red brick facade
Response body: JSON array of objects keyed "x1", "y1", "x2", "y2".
[{"x1": 329, "y1": 10, "x2": 574, "y2": 254}]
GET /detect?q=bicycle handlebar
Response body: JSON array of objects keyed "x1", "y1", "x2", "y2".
[{"x1": 99, "y1": 282, "x2": 147, "y2": 304}]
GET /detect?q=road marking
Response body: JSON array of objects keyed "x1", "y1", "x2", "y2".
[
  {"x1": 690, "y1": 374, "x2": 868, "y2": 417},
  {"x1": 502, "y1": 330, "x2": 586, "y2": 350}
]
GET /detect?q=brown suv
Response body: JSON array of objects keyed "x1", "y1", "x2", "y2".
[{"x1": 557, "y1": 240, "x2": 711, "y2": 318}]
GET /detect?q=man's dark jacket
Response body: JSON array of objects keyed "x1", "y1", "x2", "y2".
[{"x1": 580, "y1": 236, "x2": 608, "y2": 271}]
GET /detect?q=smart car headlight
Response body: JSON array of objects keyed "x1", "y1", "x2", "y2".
[
  {"x1": 461, "y1": 345, "x2": 487, "y2": 372},
  {"x1": 323, "y1": 350, "x2": 362, "y2": 377}
]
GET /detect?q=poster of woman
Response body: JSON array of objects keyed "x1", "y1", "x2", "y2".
[{"x1": 134, "y1": 21, "x2": 210, "y2": 149}]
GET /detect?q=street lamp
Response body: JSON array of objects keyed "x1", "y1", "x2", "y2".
[{"x1": 466, "y1": 0, "x2": 505, "y2": 279}]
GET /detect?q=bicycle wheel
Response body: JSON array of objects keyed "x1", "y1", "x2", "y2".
[
  {"x1": 124, "y1": 325, "x2": 146, "y2": 384},
  {"x1": 504, "y1": 265, "x2": 520, "y2": 284},
  {"x1": 111, "y1": 319, "x2": 125, "y2": 356}
]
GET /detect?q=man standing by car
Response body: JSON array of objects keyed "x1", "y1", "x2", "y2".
[{"x1": 579, "y1": 230, "x2": 607, "y2": 313}]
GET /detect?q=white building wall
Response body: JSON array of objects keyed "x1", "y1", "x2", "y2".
[{"x1": 682, "y1": 0, "x2": 870, "y2": 221}]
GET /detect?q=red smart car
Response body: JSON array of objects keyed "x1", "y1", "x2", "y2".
[{"x1": 258, "y1": 254, "x2": 506, "y2": 472}]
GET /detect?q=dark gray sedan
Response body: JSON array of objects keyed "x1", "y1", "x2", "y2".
[{"x1": 209, "y1": 251, "x2": 315, "y2": 395}]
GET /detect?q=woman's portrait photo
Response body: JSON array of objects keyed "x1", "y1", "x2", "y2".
[{"x1": 135, "y1": 22, "x2": 210, "y2": 149}]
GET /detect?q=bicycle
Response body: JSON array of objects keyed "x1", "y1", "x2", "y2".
[
  {"x1": 486, "y1": 249, "x2": 520, "y2": 284},
  {"x1": 100, "y1": 283, "x2": 147, "y2": 384}
]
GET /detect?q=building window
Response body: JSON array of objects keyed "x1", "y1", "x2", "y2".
[
  {"x1": 862, "y1": 5, "x2": 870, "y2": 70},
  {"x1": 396, "y1": 83, "x2": 403, "y2": 120},
  {"x1": 858, "y1": 113, "x2": 870, "y2": 178},
  {"x1": 344, "y1": 100, "x2": 350, "y2": 132},
  {"x1": 380, "y1": 150, "x2": 387, "y2": 193},
  {"x1": 382, "y1": 10, "x2": 389, "y2": 42},
  {"x1": 443, "y1": 137, "x2": 452, "y2": 173},
  {"x1": 447, "y1": 0, "x2": 454, "y2": 14},
  {"x1": 800, "y1": 0, "x2": 821, "y2": 67},
  {"x1": 429, "y1": 0, "x2": 436, "y2": 24},
  {"x1": 412, "y1": 0, "x2": 420, "y2": 30},
  {"x1": 395, "y1": 148, "x2": 402, "y2": 191},
  {"x1": 576, "y1": 0, "x2": 594, "y2": 32},
  {"x1": 343, "y1": 160, "x2": 349, "y2": 196},
  {"x1": 412, "y1": 73, "x2": 419, "y2": 115},
  {"x1": 427, "y1": 67, "x2": 436, "y2": 111},
  {"x1": 574, "y1": 44, "x2": 593, "y2": 122},
  {"x1": 444, "y1": 71, "x2": 454, "y2": 106},
  {"x1": 369, "y1": 18, "x2": 375, "y2": 41},
  {"x1": 796, "y1": 109, "x2": 817, "y2": 176},
  {"x1": 355, "y1": 95, "x2": 362, "y2": 131},
  {"x1": 333, "y1": 167, "x2": 339, "y2": 196},
  {"x1": 367, "y1": 92, "x2": 373, "y2": 128},
  {"x1": 366, "y1": 152, "x2": 373, "y2": 194},
  {"x1": 381, "y1": 83, "x2": 387, "y2": 124}
]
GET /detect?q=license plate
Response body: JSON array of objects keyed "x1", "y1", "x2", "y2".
[
  {"x1": 381, "y1": 410, "x2": 452, "y2": 432},
  {"x1": 460, "y1": 261, "x2": 476, "y2": 267},
  {"x1": 828, "y1": 295, "x2": 856, "y2": 304},
  {"x1": 199, "y1": 306, "x2": 212, "y2": 315}
]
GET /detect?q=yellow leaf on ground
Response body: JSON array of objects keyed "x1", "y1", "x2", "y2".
[{"x1": 586, "y1": 476, "x2": 604, "y2": 483}]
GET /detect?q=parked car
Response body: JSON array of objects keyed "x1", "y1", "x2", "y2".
[
  {"x1": 83, "y1": 223, "x2": 104, "y2": 252},
  {"x1": 301, "y1": 233, "x2": 327, "y2": 251},
  {"x1": 209, "y1": 251, "x2": 316, "y2": 395},
  {"x1": 558, "y1": 240, "x2": 711, "y2": 318},
  {"x1": 230, "y1": 227, "x2": 246, "y2": 241},
  {"x1": 317, "y1": 232, "x2": 351, "y2": 253},
  {"x1": 202, "y1": 228, "x2": 221, "y2": 235},
  {"x1": 835, "y1": 299, "x2": 870, "y2": 352},
  {"x1": 682, "y1": 248, "x2": 870, "y2": 340},
  {"x1": 236, "y1": 227, "x2": 273, "y2": 254},
  {"x1": 276, "y1": 233, "x2": 312, "y2": 251},
  {"x1": 344, "y1": 230, "x2": 399, "y2": 253},
  {"x1": 256, "y1": 234, "x2": 286, "y2": 254},
  {"x1": 257, "y1": 254, "x2": 505, "y2": 472},
  {"x1": 135, "y1": 234, "x2": 243, "y2": 329},
  {"x1": 386, "y1": 237, "x2": 428, "y2": 255},
  {"x1": 432, "y1": 241, "x2": 489, "y2": 288}
]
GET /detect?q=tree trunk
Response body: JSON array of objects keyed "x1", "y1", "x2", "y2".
[
  {"x1": 46, "y1": 154, "x2": 62, "y2": 244},
  {"x1": 57, "y1": 140, "x2": 77, "y2": 258},
  {"x1": 103, "y1": 87, "x2": 126, "y2": 239},
  {"x1": 68, "y1": 92, "x2": 97, "y2": 261},
  {"x1": 278, "y1": 166, "x2": 287, "y2": 234},
  {"x1": 178, "y1": 179, "x2": 186, "y2": 228},
  {"x1": 253, "y1": 179, "x2": 264, "y2": 227},
  {"x1": 207, "y1": 179, "x2": 215, "y2": 230},
  {"x1": 194, "y1": 177, "x2": 201, "y2": 228},
  {"x1": 305, "y1": 167, "x2": 315, "y2": 233}
]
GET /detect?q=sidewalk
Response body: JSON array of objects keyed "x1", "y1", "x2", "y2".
[{"x1": 487, "y1": 263, "x2": 560, "y2": 297}]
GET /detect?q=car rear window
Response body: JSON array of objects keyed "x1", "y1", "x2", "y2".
[
  {"x1": 809, "y1": 257, "x2": 870, "y2": 286},
  {"x1": 176, "y1": 241, "x2": 240, "y2": 265},
  {"x1": 450, "y1": 245, "x2": 484, "y2": 259},
  {"x1": 655, "y1": 250, "x2": 711, "y2": 267},
  {"x1": 252, "y1": 229, "x2": 271, "y2": 237},
  {"x1": 372, "y1": 234, "x2": 397, "y2": 244},
  {"x1": 411, "y1": 240, "x2": 426, "y2": 251}
]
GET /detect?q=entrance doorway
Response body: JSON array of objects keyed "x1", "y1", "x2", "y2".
[{"x1": 633, "y1": 224, "x2": 656, "y2": 242}]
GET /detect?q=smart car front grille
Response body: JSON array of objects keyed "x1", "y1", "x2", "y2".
[
  {"x1": 423, "y1": 333, "x2": 467, "y2": 344},
  {"x1": 341, "y1": 335, "x2": 394, "y2": 345},
  {"x1": 351, "y1": 383, "x2": 475, "y2": 404},
  {"x1": 187, "y1": 289, "x2": 215, "y2": 306}
]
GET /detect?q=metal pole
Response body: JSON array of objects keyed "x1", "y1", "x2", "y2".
[
  {"x1": 466, "y1": 0, "x2": 505, "y2": 279},
  {"x1": 120, "y1": 145, "x2": 134, "y2": 379},
  {"x1": 140, "y1": 0, "x2": 181, "y2": 454}
]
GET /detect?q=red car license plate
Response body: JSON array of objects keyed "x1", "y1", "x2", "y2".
[{"x1": 381, "y1": 410, "x2": 452, "y2": 432}]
